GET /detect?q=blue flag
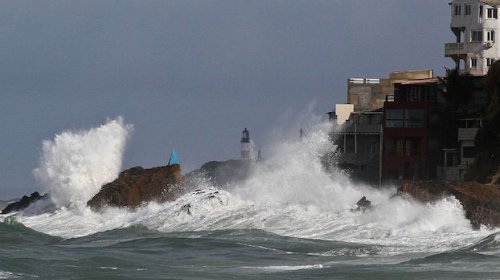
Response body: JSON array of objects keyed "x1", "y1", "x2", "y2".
[{"x1": 168, "y1": 150, "x2": 179, "y2": 165}]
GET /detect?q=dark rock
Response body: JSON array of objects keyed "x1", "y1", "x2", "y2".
[
  {"x1": 351, "y1": 196, "x2": 372, "y2": 212},
  {"x1": 356, "y1": 196, "x2": 372, "y2": 208},
  {"x1": 181, "y1": 203, "x2": 191, "y2": 215},
  {"x1": 188, "y1": 160, "x2": 252, "y2": 186},
  {"x1": 399, "y1": 180, "x2": 500, "y2": 229},
  {"x1": 87, "y1": 164, "x2": 184, "y2": 211},
  {"x1": 1, "y1": 192, "x2": 49, "y2": 214}
]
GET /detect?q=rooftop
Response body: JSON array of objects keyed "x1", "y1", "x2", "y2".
[
  {"x1": 480, "y1": 0, "x2": 500, "y2": 6},
  {"x1": 393, "y1": 77, "x2": 440, "y2": 85}
]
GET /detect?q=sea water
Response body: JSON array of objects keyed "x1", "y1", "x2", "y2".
[{"x1": 0, "y1": 117, "x2": 499, "y2": 279}]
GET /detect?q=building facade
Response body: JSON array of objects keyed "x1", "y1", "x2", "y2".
[
  {"x1": 446, "y1": 0, "x2": 500, "y2": 75},
  {"x1": 381, "y1": 78, "x2": 446, "y2": 182},
  {"x1": 335, "y1": 110, "x2": 383, "y2": 185}
]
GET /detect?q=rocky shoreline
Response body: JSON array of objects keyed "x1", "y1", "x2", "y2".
[
  {"x1": 399, "y1": 180, "x2": 500, "y2": 229},
  {"x1": 3, "y1": 161, "x2": 500, "y2": 230}
]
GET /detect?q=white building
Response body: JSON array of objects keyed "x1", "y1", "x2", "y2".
[{"x1": 446, "y1": 0, "x2": 500, "y2": 76}]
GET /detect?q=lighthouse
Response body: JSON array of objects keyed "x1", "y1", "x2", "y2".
[{"x1": 241, "y1": 128, "x2": 252, "y2": 160}]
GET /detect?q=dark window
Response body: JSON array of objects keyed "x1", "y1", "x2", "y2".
[
  {"x1": 396, "y1": 139, "x2": 405, "y2": 156},
  {"x1": 471, "y1": 58, "x2": 478, "y2": 68},
  {"x1": 446, "y1": 153, "x2": 457, "y2": 167},
  {"x1": 487, "y1": 58, "x2": 495, "y2": 66},
  {"x1": 487, "y1": 8, "x2": 498, "y2": 19},
  {"x1": 385, "y1": 139, "x2": 396, "y2": 155},
  {"x1": 471, "y1": 31, "x2": 483, "y2": 42},
  {"x1": 405, "y1": 138, "x2": 420, "y2": 156},
  {"x1": 480, "y1": 5, "x2": 484, "y2": 18},
  {"x1": 487, "y1": 30, "x2": 495, "y2": 42},
  {"x1": 455, "y1": 5, "x2": 462, "y2": 16},
  {"x1": 345, "y1": 135, "x2": 355, "y2": 153},
  {"x1": 463, "y1": 146, "x2": 476, "y2": 158},
  {"x1": 465, "y1": 5, "x2": 471, "y2": 15},
  {"x1": 406, "y1": 109, "x2": 425, "y2": 128},
  {"x1": 386, "y1": 109, "x2": 404, "y2": 128}
]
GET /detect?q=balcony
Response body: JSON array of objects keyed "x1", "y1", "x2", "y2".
[
  {"x1": 445, "y1": 42, "x2": 485, "y2": 57},
  {"x1": 445, "y1": 43, "x2": 465, "y2": 56},
  {"x1": 458, "y1": 128, "x2": 479, "y2": 141}
]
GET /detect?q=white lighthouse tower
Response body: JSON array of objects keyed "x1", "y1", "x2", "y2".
[
  {"x1": 241, "y1": 128, "x2": 252, "y2": 160},
  {"x1": 446, "y1": 0, "x2": 500, "y2": 76}
]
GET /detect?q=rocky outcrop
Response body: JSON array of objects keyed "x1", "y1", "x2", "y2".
[
  {"x1": 1, "y1": 192, "x2": 48, "y2": 214},
  {"x1": 87, "y1": 164, "x2": 183, "y2": 211},
  {"x1": 189, "y1": 160, "x2": 252, "y2": 186},
  {"x1": 399, "y1": 180, "x2": 500, "y2": 229}
]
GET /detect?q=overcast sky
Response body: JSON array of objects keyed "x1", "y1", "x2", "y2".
[{"x1": 0, "y1": 0, "x2": 454, "y2": 198}]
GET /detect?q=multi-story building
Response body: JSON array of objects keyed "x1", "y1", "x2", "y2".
[
  {"x1": 381, "y1": 78, "x2": 446, "y2": 182},
  {"x1": 446, "y1": 0, "x2": 500, "y2": 75},
  {"x1": 331, "y1": 70, "x2": 434, "y2": 126},
  {"x1": 438, "y1": 74, "x2": 488, "y2": 182},
  {"x1": 331, "y1": 70, "x2": 435, "y2": 185},
  {"x1": 335, "y1": 110, "x2": 383, "y2": 185}
]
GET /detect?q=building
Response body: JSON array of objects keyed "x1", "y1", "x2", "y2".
[
  {"x1": 241, "y1": 128, "x2": 252, "y2": 160},
  {"x1": 381, "y1": 78, "x2": 446, "y2": 182},
  {"x1": 332, "y1": 70, "x2": 434, "y2": 125},
  {"x1": 446, "y1": 0, "x2": 500, "y2": 75},
  {"x1": 332, "y1": 70, "x2": 437, "y2": 186},
  {"x1": 335, "y1": 110, "x2": 383, "y2": 185},
  {"x1": 438, "y1": 75, "x2": 488, "y2": 181},
  {"x1": 346, "y1": 70, "x2": 434, "y2": 114}
]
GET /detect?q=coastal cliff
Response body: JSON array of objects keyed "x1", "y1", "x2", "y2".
[
  {"x1": 87, "y1": 164, "x2": 183, "y2": 211},
  {"x1": 400, "y1": 180, "x2": 500, "y2": 229}
]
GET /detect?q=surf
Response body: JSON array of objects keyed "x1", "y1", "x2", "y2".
[{"x1": 2, "y1": 116, "x2": 496, "y2": 258}]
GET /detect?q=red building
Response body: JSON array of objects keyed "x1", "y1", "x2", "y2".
[{"x1": 381, "y1": 78, "x2": 444, "y2": 182}]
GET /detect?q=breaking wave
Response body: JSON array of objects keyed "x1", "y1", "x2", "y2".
[
  {"x1": 33, "y1": 117, "x2": 133, "y2": 209},
  {"x1": 4, "y1": 117, "x2": 497, "y2": 256}
]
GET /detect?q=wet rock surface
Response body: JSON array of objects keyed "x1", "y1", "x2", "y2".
[
  {"x1": 1, "y1": 192, "x2": 49, "y2": 214},
  {"x1": 87, "y1": 164, "x2": 184, "y2": 211}
]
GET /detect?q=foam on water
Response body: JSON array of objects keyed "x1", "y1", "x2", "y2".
[{"x1": 11, "y1": 117, "x2": 497, "y2": 256}]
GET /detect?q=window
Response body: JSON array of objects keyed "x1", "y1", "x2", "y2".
[
  {"x1": 462, "y1": 146, "x2": 476, "y2": 158},
  {"x1": 480, "y1": 5, "x2": 484, "y2": 18},
  {"x1": 406, "y1": 109, "x2": 425, "y2": 128},
  {"x1": 405, "y1": 138, "x2": 419, "y2": 156},
  {"x1": 471, "y1": 30, "x2": 483, "y2": 42},
  {"x1": 487, "y1": 58, "x2": 495, "y2": 66},
  {"x1": 386, "y1": 109, "x2": 404, "y2": 128},
  {"x1": 408, "y1": 87, "x2": 422, "y2": 102},
  {"x1": 385, "y1": 139, "x2": 396, "y2": 155},
  {"x1": 454, "y1": 5, "x2": 462, "y2": 16},
  {"x1": 471, "y1": 58, "x2": 478, "y2": 68},
  {"x1": 405, "y1": 139, "x2": 412, "y2": 156},
  {"x1": 487, "y1": 30, "x2": 495, "y2": 42},
  {"x1": 487, "y1": 8, "x2": 498, "y2": 19},
  {"x1": 465, "y1": 5, "x2": 472, "y2": 15},
  {"x1": 386, "y1": 109, "x2": 425, "y2": 128},
  {"x1": 396, "y1": 139, "x2": 404, "y2": 156}
]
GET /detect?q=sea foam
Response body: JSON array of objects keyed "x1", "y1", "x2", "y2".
[{"x1": 16, "y1": 116, "x2": 495, "y2": 255}]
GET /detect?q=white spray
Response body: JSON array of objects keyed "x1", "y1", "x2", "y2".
[
  {"x1": 33, "y1": 117, "x2": 133, "y2": 209},
  {"x1": 17, "y1": 115, "x2": 494, "y2": 255}
]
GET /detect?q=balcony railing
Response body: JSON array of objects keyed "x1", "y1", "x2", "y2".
[
  {"x1": 458, "y1": 128, "x2": 479, "y2": 141},
  {"x1": 445, "y1": 42, "x2": 465, "y2": 56}
]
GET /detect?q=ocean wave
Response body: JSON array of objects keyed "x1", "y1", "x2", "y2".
[{"x1": 7, "y1": 118, "x2": 497, "y2": 258}]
